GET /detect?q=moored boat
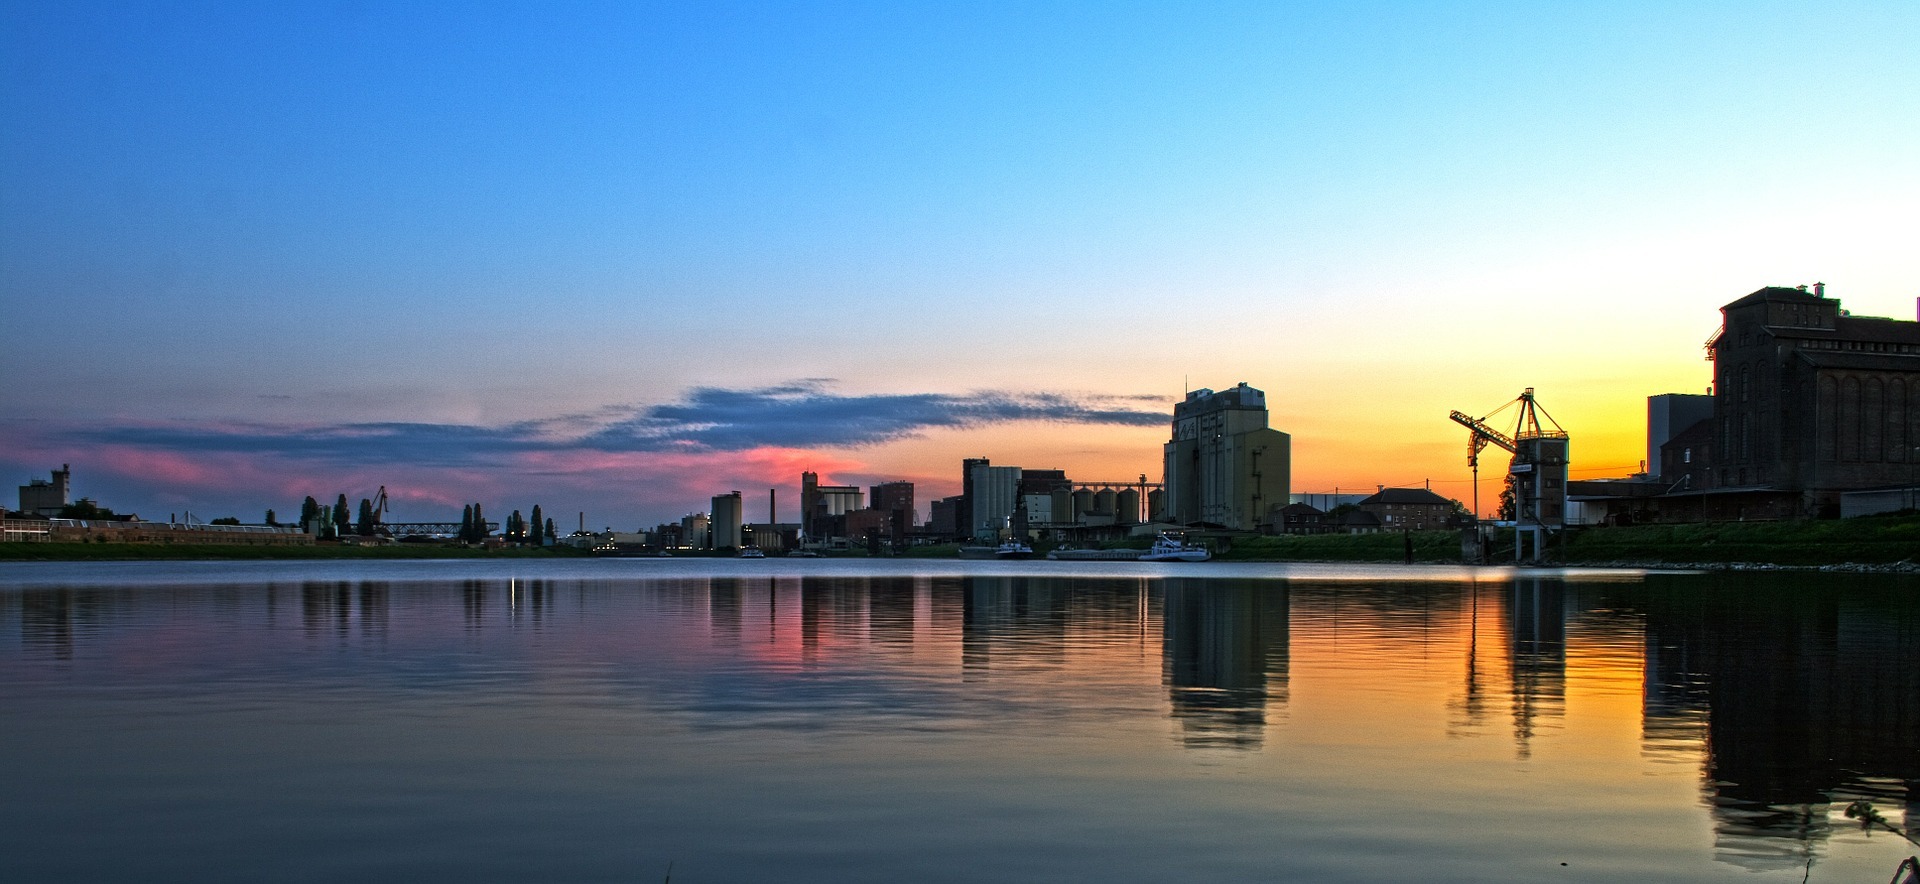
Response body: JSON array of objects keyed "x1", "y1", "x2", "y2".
[{"x1": 1138, "y1": 533, "x2": 1209, "y2": 562}]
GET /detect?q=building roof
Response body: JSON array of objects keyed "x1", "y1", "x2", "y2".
[
  {"x1": 1723, "y1": 286, "x2": 1826, "y2": 310},
  {"x1": 1336, "y1": 510, "x2": 1381, "y2": 527},
  {"x1": 1279, "y1": 502, "x2": 1324, "y2": 515},
  {"x1": 1358, "y1": 487, "x2": 1452, "y2": 507}
]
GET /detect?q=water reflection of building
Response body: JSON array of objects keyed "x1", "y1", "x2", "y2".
[
  {"x1": 1638, "y1": 573, "x2": 1920, "y2": 871},
  {"x1": 1161, "y1": 579, "x2": 1288, "y2": 750},
  {"x1": 301, "y1": 581, "x2": 391, "y2": 638},
  {"x1": 1507, "y1": 578, "x2": 1567, "y2": 760}
]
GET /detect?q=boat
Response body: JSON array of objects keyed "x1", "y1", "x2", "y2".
[
  {"x1": 1138, "y1": 533, "x2": 1210, "y2": 562},
  {"x1": 787, "y1": 549, "x2": 823, "y2": 558},
  {"x1": 1047, "y1": 547, "x2": 1143, "y2": 561},
  {"x1": 738, "y1": 547, "x2": 766, "y2": 558},
  {"x1": 995, "y1": 541, "x2": 1034, "y2": 560}
]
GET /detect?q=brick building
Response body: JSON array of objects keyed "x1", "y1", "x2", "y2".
[{"x1": 1705, "y1": 285, "x2": 1920, "y2": 515}]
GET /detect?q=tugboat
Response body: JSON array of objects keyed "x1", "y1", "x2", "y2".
[
  {"x1": 738, "y1": 546, "x2": 766, "y2": 558},
  {"x1": 1138, "y1": 533, "x2": 1209, "y2": 562}
]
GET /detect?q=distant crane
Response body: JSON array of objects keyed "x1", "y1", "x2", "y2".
[
  {"x1": 369, "y1": 486, "x2": 391, "y2": 536},
  {"x1": 1449, "y1": 388, "x2": 1570, "y2": 562}
]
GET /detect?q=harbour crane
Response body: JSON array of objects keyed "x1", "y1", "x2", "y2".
[{"x1": 1448, "y1": 388, "x2": 1570, "y2": 562}]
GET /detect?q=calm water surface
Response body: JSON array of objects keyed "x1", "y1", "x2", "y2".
[{"x1": 2, "y1": 560, "x2": 1915, "y2": 883}]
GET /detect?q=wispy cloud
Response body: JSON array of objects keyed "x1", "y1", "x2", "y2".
[{"x1": 70, "y1": 381, "x2": 1168, "y2": 465}]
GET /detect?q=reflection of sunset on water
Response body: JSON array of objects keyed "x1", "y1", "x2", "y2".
[{"x1": 3, "y1": 564, "x2": 1913, "y2": 882}]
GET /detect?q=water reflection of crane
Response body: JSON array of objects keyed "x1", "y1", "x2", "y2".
[{"x1": 1448, "y1": 388, "x2": 1570, "y2": 563}]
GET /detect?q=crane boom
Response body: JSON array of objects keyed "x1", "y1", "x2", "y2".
[{"x1": 1449, "y1": 410, "x2": 1517, "y2": 455}]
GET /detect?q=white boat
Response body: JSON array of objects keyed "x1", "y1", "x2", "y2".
[
  {"x1": 738, "y1": 547, "x2": 766, "y2": 558},
  {"x1": 995, "y1": 541, "x2": 1034, "y2": 560},
  {"x1": 1138, "y1": 534, "x2": 1209, "y2": 562}
]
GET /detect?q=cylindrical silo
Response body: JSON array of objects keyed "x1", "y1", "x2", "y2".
[
  {"x1": 1116, "y1": 489, "x2": 1141, "y2": 524},
  {"x1": 1093, "y1": 489, "x2": 1116, "y2": 516}
]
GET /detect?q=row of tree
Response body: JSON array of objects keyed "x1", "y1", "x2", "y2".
[
  {"x1": 457, "y1": 502, "x2": 555, "y2": 545},
  {"x1": 282, "y1": 493, "x2": 555, "y2": 544}
]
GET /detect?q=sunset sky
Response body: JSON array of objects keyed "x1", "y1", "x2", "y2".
[{"x1": 4, "y1": 1, "x2": 1916, "y2": 528}]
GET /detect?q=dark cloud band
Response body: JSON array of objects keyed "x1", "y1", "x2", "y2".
[{"x1": 75, "y1": 382, "x2": 1167, "y2": 465}]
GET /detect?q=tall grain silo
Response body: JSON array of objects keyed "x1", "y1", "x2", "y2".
[
  {"x1": 1072, "y1": 489, "x2": 1094, "y2": 518},
  {"x1": 1116, "y1": 489, "x2": 1141, "y2": 524},
  {"x1": 1093, "y1": 489, "x2": 1116, "y2": 516}
]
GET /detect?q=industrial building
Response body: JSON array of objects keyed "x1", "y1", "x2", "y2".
[
  {"x1": 16, "y1": 465, "x2": 71, "y2": 517},
  {"x1": 1160, "y1": 383, "x2": 1291, "y2": 532},
  {"x1": 1575, "y1": 284, "x2": 1920, "y2": 524},
  {"x1": 1702, "y1": 284, "x2": 1920, "y2": 515},
  {"x1": 710, "y1": 491, "x2": 743, "y2": 549}
]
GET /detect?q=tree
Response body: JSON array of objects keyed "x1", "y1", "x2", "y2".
[
  {"x1": 333, "y1": 494, "x2": 351, "y2": 537},
  {"x1": 265, "y1": 509, "x2": 278, "y2": 527},
  {"x1": 1497, "y1": 475, "x2": 1518, "y2": 522},
  {"x1": 356, "y1": 498, "x2": 376, "y2": 536},
  {"x1": 300, "y1": 496, "x2": 321, "y2": 527},
  {"x1": 58, "y1": 499, "x2": 120, "y2": 520},
  {"x1": 471, "y1": 503, "x2": 486, "y2": 541},
  {"x1": 210, "y1": 516, "x2": 241, "y2": 526},
  {"x1": 543, "y1": 518, "x2": 556, "y2": 547},
  {"x1": 460, "y1": 505, "x2": 475, "y2": 543},
  {"x1": 529, "y1": 505, "x2": 544, "y2": 545}
]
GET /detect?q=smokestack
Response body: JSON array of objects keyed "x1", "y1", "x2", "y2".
[
  {"x1": 770, "y1": 488, "x2": 777, "y2": 523},
  {"x1": 1813, "y1": 281, "x2": 1825, "y2": 297}
]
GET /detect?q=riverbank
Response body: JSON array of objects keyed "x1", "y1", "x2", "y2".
[
  {"x1": 1218, "y1": 514, "x2": 1919, "y2": 570},
  {"x1": 0, "y1": 542, "x2": 596, "y2": 561},
  {"x1": 3, "y1": 514, "x2": 1915, "y2": 569}
]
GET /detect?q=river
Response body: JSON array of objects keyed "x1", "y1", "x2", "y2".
[{"x1": 2, "y1": 559, "x2": 1914, "y2": 883}]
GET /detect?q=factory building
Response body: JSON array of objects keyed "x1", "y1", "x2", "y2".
[
  {"x1": 967, "y1": 460, "x2": 1022, "y2": 541},
  {"x1": 710, "y1": 491, "x2": 743, "y2": 550},
  {"x1": 1704, "y1": 285, "x2": 1920, "y2": 515},
  {"x1": 1160, "y1": 383, "x2": 1291, "y2": 531},
  {"x1": 17, "y1": 464, "x2": 71, "y2": 517},
  {"x1": 800, "y1": 472, "x2": 863, "y2": 541}
]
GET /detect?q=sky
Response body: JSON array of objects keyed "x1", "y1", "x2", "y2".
[{"x1": 3, "y1": 0, "x2": 1917, "y2": 528}]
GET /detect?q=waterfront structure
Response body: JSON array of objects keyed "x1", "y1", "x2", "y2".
[
  {"x1": 711, "y1": 491, "x2": 743, "y2": 549},
  {"x1": 800, "y1": 472, "x2": 863, "y2": 541},
  {"x1": 17, "y1": 465, "x2": 71, "y2": 517},
  {"x1": 929, "y1": 496, "x2": 961, "y2": 539},
  {"x1": 1356, "y1": 486, "x2": 1457, "y2": 531},
  {"x1": 680, "y1": 512, "x2": 710, "y2": 549},
  {"x1": 1705, "y1": 284, "x2": 1920, "y2": 514},
  {"x1": 1648, "y1": 394, "x2": 1713, "y2": 479},
  {"x1": 1160, "y1": 383, "x2": 1291, "y2": 531},
  {"x1": 967, "y1": 460, "x2": 1021, "y2": 541}
]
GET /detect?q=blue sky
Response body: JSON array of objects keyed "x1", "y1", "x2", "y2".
[{"x1": 4, "y1": 1, "x2": 1916, "y2": 525}]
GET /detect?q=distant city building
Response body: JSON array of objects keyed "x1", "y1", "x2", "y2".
[
  {"x1": 1273, "y1": 502, "x2": 1326, "y2": 535},
  {"x1": 17, "y1": 464, "x2": 71, "y2": 517},
  {"x1": 1356, "y1": 486, "x2": 1456, "y2": 532},
  {"x1": 711, "y1": 491, "x2": 743, "y2": 549},
  {"x1": 967, "y1": 461, "x2": 1021, "y2": 541},
  {"x1": 1160, "y1": 383, "x2": 1291, "y2": 531},
  {"x1": 1648, "y1": 394, "x2": 1714, "y2": 479},
  {"x1": 680, "y1": 512, "x2": 710, "y2": 549},
  {"x1": 1704, "y1": 284, "x2": 1920, "y2": 514},
  {"x1": 800, "y1": 471, "x2": 863, "y2": 541},
  {"x1": 929, "y1": 496, "x2": 962, "y2": 538}
]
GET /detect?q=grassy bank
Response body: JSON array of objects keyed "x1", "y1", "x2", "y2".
[
  {"x1": 1215, "y1": 515, "x2": 1920, "y2": 567},
  {"x1": 0, "y1": 542, "x2": 594, "y2": 561},
  {"x1": 1556, "y1": 515, "x2": 1920, "y2": 566}
]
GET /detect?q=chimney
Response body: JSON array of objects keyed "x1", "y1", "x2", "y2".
[
  {"x1": 1813, "y1": 281, "x2": 1825, "y2": 297},
  {"x1": 770, "y1": 488, "x2": 777, "y2": 523},
  {"x1": 1377, "y1": 484, "x2": 1385, "y2": 493}
]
